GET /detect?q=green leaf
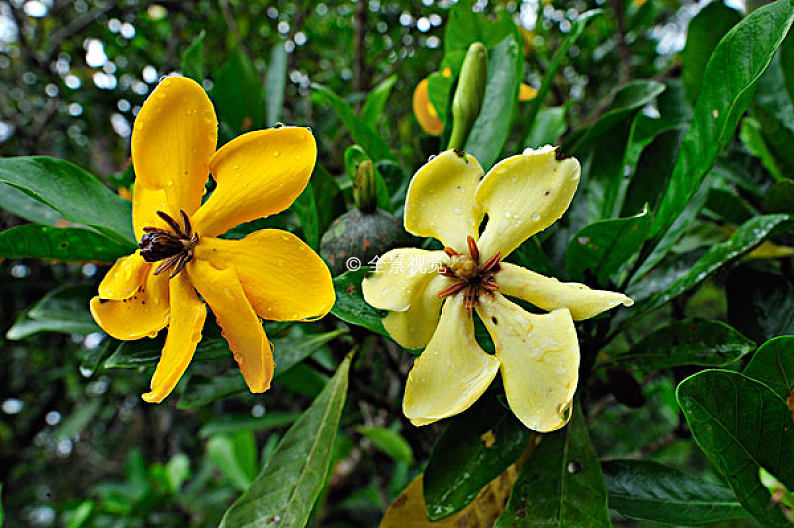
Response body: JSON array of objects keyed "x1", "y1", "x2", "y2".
[
  {"x1": 330, "y1": 268, "x2": 389, "y2": 338},
  {"x1": 181, "y1": 30, "x2": 205, "y2": 83},
  {"x1": 621, "y1": 128, "x2": 685, "y2": 216},
  {"x1": 727, "y1": 265, "x2": 794, "y2": 343},
  {"x1": 265, "y1": 43, "x2": 288, "y2": 126},
  {"x1": 343, "y1": 145, "x2": 392, "y2": 213},
  {"x1": 641, "y1": 0, "x2": 794, "y2": 276},
  {"x1": 291, "y1": 183, "x2": 321, "y2": 249},
  {"x1": 212, "y1": 49, "x2": 264, "y2": 135},
  {"x1": 640, "y1": 214, "x2": 793, "y2": 313},
  {"x1": 427, "y1": 70, "x2": 454, "y2": 129},
  {"x1": 495, "y1": 402, "x2": 610, "y2": 527},
  {"x1": 424, "y1": 394, "x2": 531, "y2": 520},
  {"x1": 464, "y1": 33, "x2": 521, "y2": 171},
  {"x1": 739, "y1": 116, "x2": 783, "y2": 181},
  {"x1": 311, "y1": 164, "x2": 345, "y2": 235},
  {"x1": 602, "y1": 459, "x2": 748, "y2": 525},
  {"x1": 680, "y1": 1, "x2": 742, "y2": 104},
  {"x1": 208, "y1": 430, "x2": 259, "y2": 492},
  {"x1": 64, "y1": 501, "x2": 93, "y2": 528},
  {"x1": 0, "y1": 224, "x2": 134, "y2": 262},
  {"x1": 524, "y1": 106, "x2": 567, "y2": 149},
  {"x1": 444, "y1": 4, "x2": 516, "y2": 53},
  {"x1": 218, "y1": 352, "x2": 353, "y2": 528},
  {"x1": 311, "y1": 84, "x2": 395, "y2": 161},
  {"x1": 744, "y1": 336, "x2": 794, "y2": 399},
  {"x1": 360, "y1": 74, "x2": 397, "y2": 130},
  {"x1": 357, "y1": 426, "x2": 413, "y2": 464},
  {"x1": 55, "y1": 399, "x2": 101, "y2": 442},
  {"x1": 610, "y1": 318, "x2": 755, "y2": 371},
  {"x1": 6, "y1": 284, "x2": 99, "y2": 340},
  {"x1": 0, "y1": 182, "x2": 64, "y2": 225},
  {"x1": 765, "y1": 179, "x2": 794, "y2": 214},
  {"x1": 566, "y1": 210, "x2": 650, "y2": 284},
  {"x1": 752, "y1": 54, "x2": 794, "y2": 173},
  {"x1": 199, "y1": 413, "x2": 301, "y2": 439},
  {"x1": 0, "y1": 156, "x2": 134, "y2": 242},
  {"x1": 165, "y1": 453, "x2": 190, "y2": 494},
  {"x1": 677, "y1": 370, "x2": 794, "y2": 527}
]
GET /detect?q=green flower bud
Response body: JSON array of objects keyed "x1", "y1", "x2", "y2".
[
  {"x1": 448, "y1": 42, "x2": 488, "y2": 151},
  {"x1": 353, "y1": 159, "x2": 377, "y2": 214}
]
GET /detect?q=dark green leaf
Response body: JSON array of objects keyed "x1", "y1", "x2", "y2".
[
  {"x1": 566, "y1": 210, "x2": 650, "y2": 284},
  {"x1": 330, "y1": 268, "x2": 389, "y2": 338},
  {"x1": 752, "y1": 53, "x2": 794, "y2": 173},
  {"x1": 265, "y1": 43, "x2": 288, "y2": 126},
  {"x1": 424, "y1": 394, "x2": 531, "y2": 520},
  {"x1": 464, "y1": 33, "x2": 521, "y2": 171},
  {"x1": 524, "y1": 106, "x2": 567, "y2": 149},
  {"x1": 218, "y1": 352, "x2": 353, "y2": 528},
  {"x1": 212, "y1": 49, "x2": 264, "y2": 135},
  {"x1": 208, "y1": 430, "x2": 259, "y2": 492},
  {"x1": 291, "y1": 183, "x2": 320, "y2": 249},
  {"x1": 311, "y1": 164, "x2": 345, "y2": 235},
  {"x1": 704, "y1": 186, "x2": 757, "y2": 225},
  {"x1": 0, "y1": 224, "x2": 135, "y2": 262},
  {"x1": 0, "y1": 156, "x2": 134, "y2": 242},
  {"x1": 744, "y1": 335, "x2": 794, "y2": 400},
  {"x1": 181, "y1": 30, "x2": 205, "y2": 83},
  {"x1": 610, "y1": 318, "x2": 755, "y2": 371},
  {"x1": 764, "y1": 179, "x2": 794, "y2": 214},
  {"x1": 6, "y1": 284, "x2": 99, "y2": 340},
  {"x1": 680, "y1": 2, "x2": 742, "y2": 104},
  {"x1": 603, "y1": 459, "x2": 748, "y2": 525},
  {"x1": 199, "y1": 413, "x2": 301, "y2": 439},
  {"x1": 621, "y1": 128, "x2": 685, "y2": 216},
  {"x1": 357, "y1": 426, "x2": 413, "y2": 464},
  {"x1": 494, "y1": 402, "x2": 610, "y2": 528},
  {"x1": 739, "y1": 116, "x2": 783, "y2": 181},
  {"x1": 642, "y1": 0, "x2": 794, "y2": 276},
  {"x1": 0, "y1": 182, "x2": 64, "y2": 225},
  {"x1": 427, "y1": 70, "x2": 454, "y2": 129},
  {"x1": 727, "y1": 265, "x2": 794, "y2": 343},
  {"x1": 360, "y1": 75, "x2": 397, "y2": 130},
  {"x1": 677, "y1": 370, "x2": 794, "y2": 527}
]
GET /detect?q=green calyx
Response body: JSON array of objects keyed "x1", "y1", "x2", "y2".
[{"x1": 353, "y1": 159, "x2": 377, "y2": 214}]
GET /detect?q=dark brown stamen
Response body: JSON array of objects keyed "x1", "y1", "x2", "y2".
[
  {"x1": 437, "y1": 281, "x2": 468, "y2": 299},
  {"x1": 437, "y1": 237, "x2": 502, "y2": 310},
  {"x1": 444, "y1": 246, "x2": 460, "y2": 257},
  {"x1": 480, "y1": 252, "x2": 502, "y2": 274},
  {"x1": 141, "y1": 209, "x2": 198, "y2": 279},
  {"x1": 467, "y1": 235, "x2": 479, "y2": 262}
]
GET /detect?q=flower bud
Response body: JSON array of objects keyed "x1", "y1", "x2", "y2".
[
  {"x1": 353, "y1": 159, "x2": 377, "y2": 214},
  {"x1": 448, "y1": 42, "x2": 488, "y2": 151}
]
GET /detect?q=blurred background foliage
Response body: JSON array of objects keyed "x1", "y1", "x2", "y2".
[{"x1": 1, "y1": 0, "x2": 792, "y2": 526}]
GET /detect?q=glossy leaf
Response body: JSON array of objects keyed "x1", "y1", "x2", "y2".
[
  {"x1": 603, "y1": 459, "x2": 748, "y2": 525},
  {"x1": 358, "y1": 426, "x2": 413, "y2": 464},
  {"x1": 621, "y1": 128, "x2": 685, "y2": 217},
  {"x1": 677, "y1": 369, "x2": 794, "y2": 526},
  {"x1": 6, "y1": 284, "x2": 99, "y2": 340},
  {"x1": 360, "y1": 75, "x2": 397, "y2": 130},
  {"x1": 0, "y1": 156, "x2": 134, "y2": 242},
  {"x1": 752, "y1": 54, "x2": 794, "y2": 173},
  {"x1": 212, "y1": 49, "x2": 264, "y2": 135},
  {"x1": 265, "y1": 43, "x2": 287, "y2": 126},
  {"x1": 181, "y1": 30, "x2": 205, "y2": 83},
  {"x1": 0, "y1": 182, "x2": 64, "y2": 225},
  {"x1": 494, "y1": 403, "x2": 610, "y2": 528},
  {"x1": 218, "y1": 352, "x2": 353, "y2": 528},
  {"x1": 208, "y1": 430, "x2": 258, "y2": 492},
  {"x1": 611, "y1": 318, "x2": 755, "y2": 371},
  {"x1": 291, "y1": 183, "x2": 321, "y2": 249},
  {"x1": 524, "y1": 106, "x2": 567, "y2": 149},
  {"x1": 744, "y1": 336, "x2": 794, "y2": 400},
  {"x1": 0, "y1": 224, "x2": 135, "y2": 262},
  {"x1": 641, "y1": 0, "x2": 794, "y2": 277},
  {"x1": 566, "y1": 210, "x2": 650, "y2": 284},
  {"x1": 424, "y1": 395, "x2": 532, "y2": 520},
  {"x1": 330, "y1": 268, "x2": 389, "y2": 338},
  {"x1": 740, "y1": 116, "x2": 783, "y2": 181}
]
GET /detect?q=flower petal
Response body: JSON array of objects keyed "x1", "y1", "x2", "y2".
[
  {"x1": 89, "y1": 268, "x2": 170, "y2": 340},
  {"x1": 403, "y1": 293, "x2": 500, "y2": 426},
  {"x1": 404, "y1": 150, "x2": 484, "y2": 253},
  {"x1": 476, "y1": 294, "x2": 579, "y2": 432},
  {"x1": 131, "y1": 76, "x2": 217, "y2": 216},
  {"x1": 193, "y1": 229, "x2": 334, "y2": 321},
  {"x1": 496, "y1": 262, "x2": 634, "y2": 320},
  {"x1": 132, "y1": 182, "x2": 168, "y2": 241},
  {"x1": 97, "y1": 252, "x2": 149, "y2": 300},
  {"x1": 362, "y1": 248, "x2": 448, "y2": 312},
  {"x1": 476, "y1": 146, "x2": 581, "y2": 259},
  {"x1": 518, "y1": 83, "x2": 538, "y2": 102},
  {"x1": 141, "y1": 273, "x2": 206, "y2": 403},
  {"x1": 188, "y1": 259, "x2": 274, "y2": 393},
  {"x1": 383, "y1": 274, "x2": 452, "y2": 349},
  {"x1": 192, "y1": 127, "x2": 316, "y2": 238},
  {"x1": 413, "y1": 78, "x2": 444, "y2": 135}
]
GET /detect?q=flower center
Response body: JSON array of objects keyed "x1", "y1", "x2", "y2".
[
  {"x1": 437, "y1": 236, "x2": 501, "y2": 310},
  {"x1": 139, "y1": 210, "x2": 198, "y2": 279}
]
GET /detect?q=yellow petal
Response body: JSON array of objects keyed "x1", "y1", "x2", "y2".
[
  {"x1": 404, "y1": 150, "x2": 484, "y2": 253},
  {"x1": 477, "y1": 294, "x2": 579, "y2": 432},
  {"x1": 383, "y1": 274, "x2": 452, "y2": 349},
  {"x1": 188, "y1": 259, "x2": 274, "y2": 393},
  {"x1": 192, "y1": 127, "x2": 316, "y2": 238},
  {"x1": 518, "y1": 83, "x2": 538, "y2": 102},
  {"x1": 496, "y1": 262, "x2": 633, "y2": 320},
  {"x1": 97, "y1": 252, "x2": 149, "y2": 300},
  {"x1": 476, "y1": 146, "x2": 581, "y2": 259},
  {"x1": 193, "y1": 229, "x2": 334, "y2": 321},
  {"x1": 132, "y1": 182, "x2": 168, "y2": 241},
  {"x1": 131, "y1": 76, "x2": 217, "y2": 216},
  {"x1": 404, "y1": 294, "x2": 500, "y2": 426},
  {"x1": 89, "y1": 268, "x2": 170, "y2": 340},
  {"x1": 362, "y1": 248, "x2": 448, "y2": 311},
  {"x1": 141, "y1": 273, "x2": 206, "y2": 403},
  {"x1": 412, "y1": 78, "x2": 444, "y2": 136}
]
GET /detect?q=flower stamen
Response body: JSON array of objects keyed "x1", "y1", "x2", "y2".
[
  {"x1": 436, "y1": 235, "x2": 502, "y2": 309},
  {"x1": 140, "y1": 210, "x2": 198, "y2": 279}
]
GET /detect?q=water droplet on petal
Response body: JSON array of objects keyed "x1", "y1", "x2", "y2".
[
  {"x1": 531, "y1": 212, "x2": 540, "y2": 221},
  {"x1": 273, "y1": 150, "x2": 280, "y2": 158}
]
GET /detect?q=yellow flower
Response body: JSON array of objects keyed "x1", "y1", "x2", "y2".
[
  {"x1": 362, "y1": 147, "x2": 632, "y2": 431},
  {"x1": 412, "y1": 67, "x2": 538, "y2": 136},
  {"x1": 90, "y1": 76, "x2": 335, "y2": 403}
]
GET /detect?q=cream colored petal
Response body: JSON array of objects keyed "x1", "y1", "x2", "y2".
[
  {"x1": 141, "y1": 273, "x2": 207, "y2": 403},
  {"x1": 403, "y1": 294, "x2": 501, "y2": 426},
  {"x1": 477, "y1": 293, "x2": 579, "y2": 432},
  {"x1": 404, "y1": 150, "x2": 484, "y2": 253},
  {"x1": 496, "y1": 262, "x2": 633, "y2": 320},
  {"x1": 97, "y1": 252, "x2": 149, "y2": 300},
  {"x1": 362, "y1": 248, "x2": 448, "y2": 312},
  {"x1": 476, "y1": 146, "x2": 581, "y2": 259},
  {"x1": 383, "y1": 274, "x2": 452, "y2": 349}
]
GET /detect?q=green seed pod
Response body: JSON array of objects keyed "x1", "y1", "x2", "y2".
[{"x1": 448, "y1": 42, "x2": 488, "y2": 151}]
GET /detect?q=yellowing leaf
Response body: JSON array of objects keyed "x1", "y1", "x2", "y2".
[{"x1": 381, "y1": 466, "x2": 517, "y2": 528}]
